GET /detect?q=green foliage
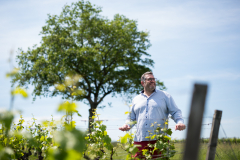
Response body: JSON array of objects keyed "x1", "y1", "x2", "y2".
[
  {"x1": 0, "y1": 144, "x2": 14, "y2": 160},
  {"x1": 84, "y1": 110, "x2": 117, "y2": 159},
  {"x1": 0, "y1": 110, "x2": 15, "y2": 159},
  {"x1": 118, "y1": 120, "x2": 176, "y2": 160},
  {"x1": 48, "y1": 129, "x2": 86, "y2": 160},
  {"x1": 11, "y1": 87, "x2": 28, "y2": 98},
  {"x1": 0, "y1": 97, "x2": 179, "y2": 160},
  {"x1": 119, "y1": 132, "x2": 139, "y2": 159},
  {"x1": 0, "y1": 111, "x2": 14, "y2": 134},
  {"x1": 0, "y1": 111, "x2": 87, "y2": 160},
  {"x1": 156, "y1": 80, "x2": 167, "y2": 91},
  {"x1": 0, "y1": 82, "x2": 86, "y2": 160},
  {"x1": 58, "y1": 100, "x2": 82, "y2": 131},
  {"x1": 143, "y1": 121, "x2": 176, "y2": 160}
]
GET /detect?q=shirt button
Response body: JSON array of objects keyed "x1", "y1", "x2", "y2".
[{"x1": 146, "y1": 124, "x2": 147, "y2": 125}]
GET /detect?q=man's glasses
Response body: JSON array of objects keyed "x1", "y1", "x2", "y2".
[{"x1": 145, "y1": 78, "x2": 157, "y2": 82}]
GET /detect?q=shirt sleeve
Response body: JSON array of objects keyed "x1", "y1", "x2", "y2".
[
  {"x1": 125, "y1": 104, "x2": 137, "y2": 128},
  {"x1": 166, "y1": 94, "x2": 184, "y2": 124}
]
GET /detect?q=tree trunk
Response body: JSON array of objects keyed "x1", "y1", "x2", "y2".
[
  {"x1": 38, "y1": 150, "x2": 44, "y2": 160},
  {"x1": 88, "y1": 103, "x2": 98, "y2": 133},
  {"x1": 88, "y1": 108, "x2": 94, "y2": 132}
]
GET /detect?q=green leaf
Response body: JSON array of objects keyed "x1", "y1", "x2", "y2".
[
  {"x1": 120, "y1": 133, "x2": 129, "y2": 144},
  {"x1": 129, "y1": 146, "x2": 139, "y2": 155},
  {"x1": 166, "y1": 129, "x2": 173, "y2": 136},
  {"x1": 58, "y1": 101, "x2": 77, "y2": 113},
  {"x1": 142, "y1": 149, "x2": 148, "y2": 155},
  {"x1": 103, "y1": 130, "x2": 107, "y2": 136},
  {"x1": 103, "y1": 135, "x2": 111, "y2": 144},
  {"x1": 164, "y1": 135, "x2": 171, "y2": 141},
  {"x1": 40, "y1": 136, "x2": 45, "y2": 142},
  {"x1": 156, "y1": 141, "x2": 163, "y2": 149},
  {"x1": 73, "y1": 110, "x2": 81, "y2": 117},
  {"x1": 65, "y1": 149, "x2": 82, "y2": 160},
  {"x1": 99, "y1": 125, "x2": 106, "y2": 132},
  {"x1": 126, "y1": 154, "x2": 131, "y2": 160},
  {"x1": 124, "y1": 111, "x2": 130, "y2": 115},
  {"x1": 151, "y1": 135, "x2": 156, "y2": 140},
  {"x1": 11, "y1": 87, "x2": 28, "y2": 98}
]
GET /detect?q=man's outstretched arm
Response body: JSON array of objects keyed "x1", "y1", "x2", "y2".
[{"x1": 119, "y1": 104, "x2": 136, "y2": 131}]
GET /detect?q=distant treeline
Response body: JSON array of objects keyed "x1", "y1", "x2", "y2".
[{"x1": 173, "y1": 138, "x2": 240, "y2": 144}]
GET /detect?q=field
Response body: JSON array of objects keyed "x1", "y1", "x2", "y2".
[
  {"x1": 26, "y1": 142, "x2": 240, "y2": 160},
  {"x1": 172, "y1": 143, "x2": 240, "y2": 160},
  {"x1": 1, "y1": 112, "x2": 239, "y2": 160},
  {"x1": 110, "y1": 142, "x2": 240, "y2": 160}
]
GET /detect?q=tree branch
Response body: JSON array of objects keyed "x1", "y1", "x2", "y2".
[{"x1": 97, "y1": 89, "x2": 112, "y2": 105}]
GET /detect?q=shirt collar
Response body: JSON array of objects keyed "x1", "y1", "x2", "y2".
[{"x1": 141, "y1": 89, "x2": 157, "y2": 94}]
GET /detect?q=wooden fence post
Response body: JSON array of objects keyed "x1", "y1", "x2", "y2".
[
  {"x1": 183, "y1": 84, "x2": 208, "y2": 160},
  {"x1": 205, "y1": 110, "x2": 222, "y2": 160}
]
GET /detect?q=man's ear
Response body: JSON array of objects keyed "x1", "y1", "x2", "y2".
[{"x1": 141, "y1": 81, "x2": 144, "y2": 87}]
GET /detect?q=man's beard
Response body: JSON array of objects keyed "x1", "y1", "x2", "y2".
[{"x1": 145, "y1": 82, "x2": 156, "y2": 92}]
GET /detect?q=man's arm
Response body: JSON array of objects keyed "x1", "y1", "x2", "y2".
[
  {"x1": 119, "y1": 104, "x2": 136, "y2": 131},
  {"x1": 166, "y1": 93, "x2": 186, "y2": 131}
]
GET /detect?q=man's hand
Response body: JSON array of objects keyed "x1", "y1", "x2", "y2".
[
  {"x1": 175, "y1": 123, "x2": 186, "y2": 131},
  {"x1": 119, "y1": 124, "x2": 130, "y2": 131}
]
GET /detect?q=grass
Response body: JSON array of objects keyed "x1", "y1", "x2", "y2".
[
  {"x1": 161, "y1": 142, "x2": 240, "y2": 160},
  {"x1": 109, "y1": 142, "x2": 240, "y2": 160},
  {"x1": 28, "y1": 142, "x2": 240, "y2": 159}
]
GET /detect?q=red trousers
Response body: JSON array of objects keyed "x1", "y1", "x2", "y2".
[{"x1": 133, "y1": 140, "x2": 162, "y2": 159}]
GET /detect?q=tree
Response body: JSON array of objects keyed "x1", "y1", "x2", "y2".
[{"x1": 13, "y1": 0, "x2": 165, "y2": 131}]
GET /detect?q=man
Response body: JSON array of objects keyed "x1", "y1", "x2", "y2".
[{"x1": 119, "y1": 71, "x2": 186, "y2": 158}]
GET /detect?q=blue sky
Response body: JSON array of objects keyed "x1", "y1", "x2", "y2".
[{"x1": 0, "y1": 0, "x2": 240, "y2": 141}]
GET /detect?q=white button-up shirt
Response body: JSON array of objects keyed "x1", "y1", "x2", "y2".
[{"x1": 126, "y1": 89, "x2": 184, "y2": 142}]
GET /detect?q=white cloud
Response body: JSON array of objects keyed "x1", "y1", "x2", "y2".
[
  {"x1": 165, "y1": 71, "x2": 240, "y2": 85},
  {"x1": 161, "y1": 71, "x2": 240, "y2": 97},
  {"x1": 1, "y1": 0, "x2": 240, "y2": 61},
  {"x1": 117, "y1": 1, "x2": 240, "y2": 41}
]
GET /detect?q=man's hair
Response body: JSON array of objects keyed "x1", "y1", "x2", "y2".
[{"x1": 141, "y1": 71, "x2": 153, "y2": 81}]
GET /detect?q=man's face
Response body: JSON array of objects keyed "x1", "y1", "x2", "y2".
[{"x1": 141, "y1": 74, "x2": 156, "y2": 92}]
